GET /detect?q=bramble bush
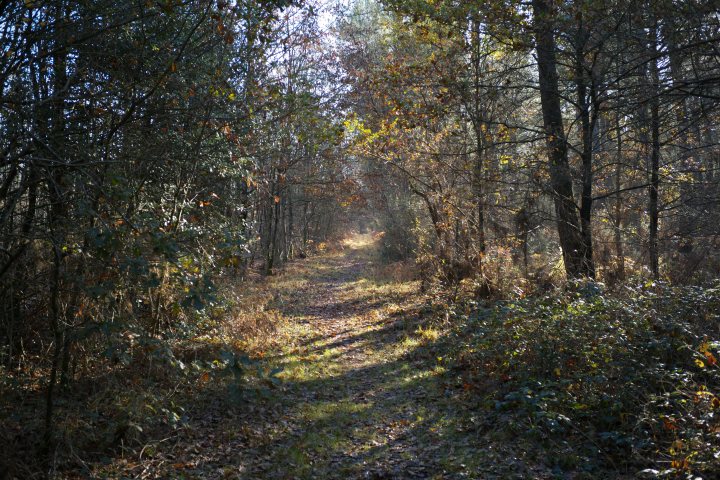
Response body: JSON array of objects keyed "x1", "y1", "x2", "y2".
[{"x1": 446, "y1": 279, "x2": 720, "y2": 477}]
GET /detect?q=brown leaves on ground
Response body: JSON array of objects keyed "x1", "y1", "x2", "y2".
[{"x1": 78, "y1": 233, "x2": 614, "y2": 479}]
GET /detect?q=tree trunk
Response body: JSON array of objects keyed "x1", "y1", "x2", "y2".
[
  {"x1": 649, "y1": 54, "x2": 661, "y2": 279},
  {"x1": 532, "y1": 0, "x2": 588, "y2": 278},
  {"x1": 285, "y1": 188, "x2": 295, "y2": 259},
  {"x1": 43, "y1": 250, "x2": 63, "y2": 454},
  {"x1": 44, "y1": 10, "x2": 70, "y2": 452},
  {"x1": 614, "y1": 111, "x2": 624, "y2": 279},
  {"x1": 470, "y1": 19, "x2": 486, "y2": 273},
  {"x1": 280, "y1": 192, "x2": 288, "y2": 263},
  {"x1": 575, "y1": 20, "x2": 596, "y2": 278},
  {"x1": 302, "y1": 202, "x2": 309, "y2": 251}
]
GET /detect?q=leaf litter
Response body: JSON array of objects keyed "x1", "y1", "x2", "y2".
[{"x1": 86, "y1": 233, "x2": 625, "y2": 479}]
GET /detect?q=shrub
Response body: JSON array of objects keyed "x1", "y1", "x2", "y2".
[{"x1": 449, "y1": 279, "x2": 720, "y2": 476}]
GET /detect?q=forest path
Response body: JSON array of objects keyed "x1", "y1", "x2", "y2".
[
  {"x1": 210, "y1": 233, "x2": 539, "y2": 480},
  {"x1": 144, "y1": 233, "x2": 541, "y2": 480}
]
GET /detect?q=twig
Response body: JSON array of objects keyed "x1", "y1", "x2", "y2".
[
  {"x1": 138, "y1": 432, "x2": 179, "y2": 461},
  {"x1": 134, "y1": 460, "x2": 165, "y2": 480},
  {"x1": 70, "y1": 442, "x2": 92, "y2": 476},
  {"x1": 566, "y1": 419, "x2": 619, "y2": 474}
]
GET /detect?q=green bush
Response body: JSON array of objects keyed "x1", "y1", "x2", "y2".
[{"x1": 449, "y1": 279, "x2": 720, "y2": 476}]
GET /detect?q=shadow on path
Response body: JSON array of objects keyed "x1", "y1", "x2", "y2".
[{"x1": 148, "y1": 234, "x2": 552, "y2": 480}]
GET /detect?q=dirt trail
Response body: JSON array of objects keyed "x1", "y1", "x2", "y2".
[{"x1": 138, "y1": 234, "x2": 538, "y2": 479}]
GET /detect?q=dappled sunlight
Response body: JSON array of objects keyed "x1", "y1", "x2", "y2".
[
  {"x1": 204, "y1": 231, "x2": 540, "y2": 479},
  {"x1": 56, "y1": 231, "x2": 715, "y2": 480}
]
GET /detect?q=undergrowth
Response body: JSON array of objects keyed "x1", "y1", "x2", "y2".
[
  {"x1": 0, "y1": 269, "x2": 286, "y2": 479},
  {"x1": 437, "y1": 279, "x2": 720, "y2": 477},
  {"x1": 4, "y1": 232, "x2": 719, "y2": 479}
]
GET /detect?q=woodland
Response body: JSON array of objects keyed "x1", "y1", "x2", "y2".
[{"x1": 2, "y1": 0, "x2": 720, "y2": 478}]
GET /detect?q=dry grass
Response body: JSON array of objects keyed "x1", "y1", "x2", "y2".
[
  {"x1": 0, "y1": 249, "x2": 305, "y2": 479},
  {"x1": 0, "y1": 231, "x2": 422, "y2": 479},
  {"x1": 223, "y1": 286, "x2": 282, "y2": 348},
  {"x1": 368, "y1": 261, "x2": 417, "y2": 284}
]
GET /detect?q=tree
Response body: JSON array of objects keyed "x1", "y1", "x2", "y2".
[
  {"x1": 376, "y1": 0, "x2": 720, "y2": 281},
  {"x1": 531, "y1": 0, "x2": 592, "y2": 277},
  {"x1": 0, "y1": 0, "x2": 296, "y2": 452}
]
